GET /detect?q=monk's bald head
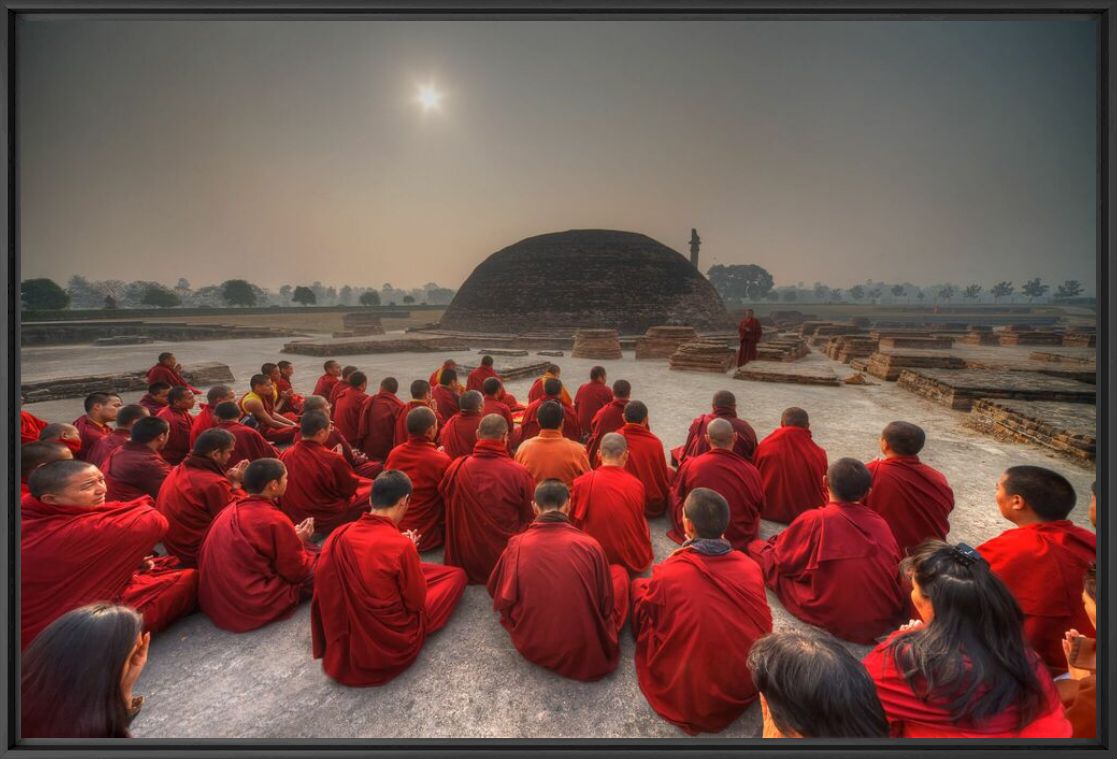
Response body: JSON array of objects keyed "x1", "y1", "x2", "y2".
[
  {"x1": 410, "y1": 379, "x2": 431, "y2": 400},
  {"x1": 21, "y1": 442, "x2": 72, "y2": 481},
  {"x1": 482, "y1": 377, "x2": 502, "y2": 397},
  {"x1": 684, "y1": 488, "x2": 730, "y2": 539},
  {"x1": 612, "y1": 379, "x2": 631, "y2": 399},
  {"x1": 40, "y1": 422, "x2": 79, "y2": 443},
  {"x1": 534, "y1": 479, "x2": 569, "y2": 511},
  {"x1": 372, "y1": 469, "x2": 412, "y2": 509},
  {"x1": 599, "y1": 432, "x2": 627, "y2": 463},
  {"x1": 827, "y1": 458, "x2": 873, "y2": 503},
  {"x1": 324, "y1": 360, "x2": 340, "y2": 372},
  {"x1": 477, "y1": 414, "x2": 509, "y2": 440},
  {"x1": 406, "y1": 406, "x2": 437, "y2": 437},
  {"x1": 623, "y1": 400, "x2": 649, "y2": 424},
  {"x1": 214, "y1": 401, "x2": 241, "y2": 422},
  {"x1": 380, "y1": 377, "x2": 399, "y2": 394},
  {"x1": 543, "y1": 378, "x2": 563, "y2": 398},
  {"x1": 881, "y1": 421, "x2": 925, "y2": 456},
  {"x1": 481, "y1": 355, "x2": 494, "y2": 367},
  {"x1": 706, "y1": 418, "x2": 735, "y2": 448},
  {"x1": 207, "y1": 384, "x2": 235, "y2": 406},
  {"x1": 460, "y1": 390, "x2": 483, "y2": 413},
  {"x1": 537, "y1": 401, "x2": 564, "y2": 431},
  {"x1": 341, "y1": 365, "x2": 358, "y2": 379},
  {"x1": 781, "y1": 407, "x2": 810, "y2": 429},
  {"x1": 303, "y1": 394, "x2": 329, "y2": 413},
  {"x1": 712, "y1": 390, "x2": 736, "y2": 410}
]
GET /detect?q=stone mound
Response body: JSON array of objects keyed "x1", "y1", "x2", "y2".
[
  {"x1": 21, "y1": 362, "x2": 234, "y2": 403},
  {"x1": 572, "y1": 329, "x2": 623, "y2": 360},
  {"x1": 635, "y1": 326, "x2": 699, "y2": 360},
  {"x1": 733, "y1": 361, "x2": 839, "y2": 386},
  {"x1": 865, "y1": 351, "x2": 965, "y2": 381},
  {"x1": 669, "y1": 339, "x2": 736, "y2": 373},
  {"x1": 966, "y1": 399, "x2": 1095, "y2": 463},
  {"x1": 897, "y1": 368, "x2": 1096, "y2": 411}
]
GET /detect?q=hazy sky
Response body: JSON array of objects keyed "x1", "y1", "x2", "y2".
[{"x1": 18, "y1": 17, "x2": 1097, "y2": 291}]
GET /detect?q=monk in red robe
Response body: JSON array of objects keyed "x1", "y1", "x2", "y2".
[
  {"x1": 19, "y1": 442, "x2": 72, "y2": 498},
  {"x1": 429, "y1": 359, "x2": 458, "y2": 388},
  {"x1": 104, "y1": 416, "x2": 172, "y2": 502},
  {"x1": 156, "y1": 428, "x2": 246, "y2": 566},
  {"x1": 979, "y1": 466, "x2": 1097, "y2": 672},
  {"x1": 488, "y1": 479, "x2": 628, "y2": 681},
  {"x1": 357, "y1": 377, "x2": 406, "y2": 460},
  {"x1": 276, "y1": 360, "x2": 305, "y2": 415},
  {"x1": 747, "y1": 458, "x2": 906, "y2": 644},
  {"x1": 519, "y1": 378, "x2": 581, "y2": 442},
  {"x1": 438, "y1": 391, "x2": 486, "y2": 459},
  {"x1": 569, "y1": 432, "x2": 653, "y2": 574},
  {"x1": 385, "y1": 407, "x2": 452, "y2": 551},
  {"x1": 574, "y1": 366, "x2": 613, "y2": 442},
  {"x1": 332, "y1": 371, "x2": 370, "y2": 447},
  {"x1": 146, "y1": 352, "x2": 200, "y2": 393},
  {"x1": 189, "y1": 385, "x2": 235, "y2": 447},
  {"x1": 673, "y1": 390, "x2": 758, "y2": 466},
  {"x1": 585, "y1": 379, "x2": 631, "y2": 466},
  {"x1": 737, "y1": 309, "x2": 762, "y2": 367},
  {"x1": 20, "y1": 410, "x2": 47, "y2": 445},
  {"x1": 754, "y1": 407, "x2": 829, "y2": 524},
  {"x1": 633, "y1": 488, "x2": 772, "y2": 735},
  {"x1": 313, "y1": 360, "x2": 342, "y2": 398},
  {"x1": 198, "y1": 459, "x2": 318, "y2": 633},
  {"x1": 432, "y1": 367, "x2": 463, "y2": 419},
  {"x1": 212, "y1": 401, "x2": 279, "y2": 466},
  {"x1": 38, "y1": 422, "x2": 83, "y2": 457},
  {"x1": 618, "y1": 401, "x2": 674, "y2": 518},
  {"x1": 480, "y1": 377, "x2": 515, "y2": 434},
  {"x1": 668, "y1": 418, "x2": 765, "y2": 549},
  {"x1": 311, "y1": 470, "x2": 467, "y2": 686},
  {"x1": 328, "y1": 365, "x2": 358, "y2": 406},
  {"x1": 440, "y1": 414, "x2": 535, "y2": 584},
  {"x1": 155, "y1": 386, "x2": 196, "y2": 466},
  {"x1": 392, "y1": 379, "x2": 444, "y2": 447},
  {"x1": 88, "y1": 404, "x2": 148, "y2": 471},
  {"x1": 300, "y1": 394, "x2": 382, "y2": 478},
  {"x1": 279, "y1": 411, "x2": 374, "y2": 535},
  {"x1": 467, "y1": 355, "x2": 499, "y2": 392},
  {"x1": 72, "y1": 392, "x2": 121, "y2": 461},
  {"x1": 240, "y1": 374, "x2": 298, "y2": 444},
  {"x1": 261, "y1": 361, "x2": 302, "y2": 417},
  {"x1": 527, "y1": 364, "x2": 573, "y2": 406},
  {"x1": 21, "y1": 460, "x2": 198, "y2": 649},
  {"x1": 138, "y1": 382, "x2": 171, "y2": 415}
]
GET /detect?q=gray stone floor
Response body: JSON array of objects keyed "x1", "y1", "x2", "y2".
[{"x1": 20, "y1": 335, "x2": 1097, "y2": 739}]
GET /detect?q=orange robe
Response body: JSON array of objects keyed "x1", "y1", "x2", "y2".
[
  {"x1": 384, "y1": 436, "x2": 452, "y2": 551},
  {"x1": 620, "y1": 423, "x2": 674, "y2": 518},
  {"x1": 865, "y1": 455, "x2": 955, "y2": 556},
  {"x1": 155, "y1": 453, "x2": 239, "y2": 566},
  {"x1": 518, "y1": 396, "x2": 581, "y2": 442},
  {"x1": 570, "y1": 464, "x2": 653, "y2": 574},
  {"x1": 754, "y1": 426, "x2": 828, "y2": 524},
  {"x1": 668, "y1": 447, "x2": 764, "y2": 548},
  {"x1": 279, "y1": 440, "x2": 373, "y2": 535},
  {"x1": 514, "y1": 429, "x2": 591, "y2": 487}
]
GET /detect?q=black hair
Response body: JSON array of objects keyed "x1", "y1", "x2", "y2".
[
  {"x1": 482, "y1": 377, "x2": 502, "y2": 396},
  {"x1": 213, "y1": 401, "x2": 241, "y2": 421},
  {"x1": 28, "y1": 460, "x2": 98, "y2": 499},
  {"x1": 39, "y1": 422, "x2": 76, "y2": 442},
  {"x1": 460, "y1": 390, "x2": 483, "y2": 412},
  {"x1": 341, "y1": 365, "x2": 357, "y2": 378},
  {"x1": 249, "y1": 373, "x2": 270, "y2": 389},
  {"x1": 83, "y1": 392, "x2": 120, "y2": 414},
  {"x1": 534, "y1": 479, "x2": 569, "y2": 510},
  {"x1": 828, "y1": 458, "x2": 872, "y2": 503},
  {"x1": 542, "y1": 378, "x2": 563, "y2": 397},
  {"x1": 481, "y1": 355, "x2": 494, "y2": 367},
  {"x1": 683, "y1": 488, "x2": 729, "y2": 538},
  {"x1": 590, "y1": 366, "x2": 606, "y2": 381},
  {"x1": 147, "y1": 382, "x2": 171, "y2": 395},
  {"x1": 410, "y1": 379, "x2": 431, "y2": 399},
  {"x1": 20, "y1": 442, "x2": 70, "y2": 480},
  {"x1": 1002, "y1": 465, "x2": 1076, "y2": 521},
  {"x1": 167, "y1": 386, "x2": 193, "y2": 405},
  {"x1": 882, "y1": 421, "x2": 926, "y2": 456},
  {"x1": 440, "y1": 368, "x2": 457, "y2": 385},
  {"x1": 157, "y1": 352, "x2": 174, "y2": 362},
  {"x1": 380, "y1": 377, "x2": 399, "y2": 393},
  {"x1": 277, "y1": 360, "x2": 292, "y2": 370},
  {"x1": 193, "y1": 428, "x2": 236, "y2": 457},
  {"x1": 612, "y1": 379, "x2": 631, "y2": 398},
  {"x1": 406, "y1": 406, "x2": 437, "y2": 436},
  {"x1": 206, "y1": 385, "x2": 232, "y2": 405},
  {"x1": 537, "y1": 401, "x2": 564, "y2": 430},
  {"x1": 115, "y1": 405, "x2": 149, "y2": 428},
  {"x1": 261, "y1": 362, "x2": 278, "y2": 375},
  {"x1": 300, "y1": 411, "x2": 332, "y2": 438},
  {"x1": 712, "y1": 390, "x2": 736, "y2": 408},
  {"x1": 348, "y1": 371, "x2": 367, "y2": 388},
  {"x1": 623, "y1": 400, "x2": 649, "y2": 424},
  {"x1": 372, "y1": 469, "x2": 412, "y2": 508},
  {"x1": 781, "y1": 407, "x2": 810, "y2": 428},
  {"x1": 243, "y1": 458, "x2": 286, "y2": 494},
  {"x1": 130, "y1": 416, "x2": 170, "y2": 445}
]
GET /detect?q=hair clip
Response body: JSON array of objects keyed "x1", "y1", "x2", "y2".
[{"x1": 951, "y1": 542, "x2": 983, "y2": 567}]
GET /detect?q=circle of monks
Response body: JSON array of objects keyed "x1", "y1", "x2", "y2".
[{"x1": 19, "y1": 353, "x2": 1098, "y2": 739}]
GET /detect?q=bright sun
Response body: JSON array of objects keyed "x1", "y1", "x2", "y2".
[{"x1": 416, "y1": 84, "x2": 444, "y2": 112}]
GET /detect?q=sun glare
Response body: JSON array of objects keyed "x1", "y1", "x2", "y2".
[{"x1": 416, "y1": 84, "x2": 444, "y2": 112}]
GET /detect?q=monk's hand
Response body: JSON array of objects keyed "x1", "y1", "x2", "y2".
[
  {"x1": 140, "y1": 555, "x2": 156, "y2": 572},
  {"x1": 899, "y1": 619, "x2": 924, "y2": 632},
  {"x1": 295, "y1": 518, "x2": 315, "y2": 542},
  {"x1": 332, "y1": 444, "x2": 345, "y2": 456},
  {"x1": 403, "y1": 529, "x2": 420, "y2": 546},
  {"x1": 1063, "y1": 630, "x2": 1091, "y2": 679},
  {"x1": 352, "y1": 451, "x2": 368, "y2": 464},
  {"x1": 227, "y1": 459, "x2": 249, "y2": 485}
]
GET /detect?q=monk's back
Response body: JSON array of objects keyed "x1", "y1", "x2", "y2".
[
  {"x1": 865, "y1": 456, "x2": 954, "y2": 553},
  {"x1": 754, "y1": 426, "x2": 828, "y2": 523},
  {"x1": 680, "y1": 449, "x2": 764, "y2": 546}
]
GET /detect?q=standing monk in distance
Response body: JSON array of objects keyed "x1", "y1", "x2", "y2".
[{"x1": 737, "y1": 309, "x2": 762, "y2": 367}]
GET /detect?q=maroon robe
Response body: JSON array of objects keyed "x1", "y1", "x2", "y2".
[
  {"x1": 72, "y1": 415, "x2": 111, "y2": 462},
  {"x1": 275, "y1": 377, "x2": 304, "y2": 415},
  {"x1": 432, "y1": 384, "x2": 461, "y2": 418},
  {"x1": 392, "y1": 400, "x2": 445, "y2": 447},
  {"x1": 673, "y1": 408, "x2": 758, "y2": 466},
  {"x1": 156, "y1": 406, "x2": 194, "y2": 465},
  {"x1": 737, "y1": 317, "x2": 762, "y2": 366},
  {"x1": 357, "y1": 391, "x2": 406, "y2": 461},
  {"x1": 865, "y1": 455, "x2": 955, "y2": 556},
  {"x1": 584, "y1": 398, "x2": 629, "y2": 466},
  {"x1": 467, "y1": 365, "x2": 499, "y2": 392},
  {"x1": 570, "y1": 464, "x2": 653, "y2": 574},
  {"x1": 519, "y1": 396, "x2": 581, "y2": 443},
  {"x1": 104, "y1": 441, "x2": 172, "y2": 502},
  {"x1": 279, "y1": 440, "x2": 373, "y2": 535},
  {"x1": 574, "y1": 381, "x2": 614, "y2": 440},
  {"x1": 620, "y1": 423, "x2": 674, "y2": 518},
  {"x1": 87, "y1": 428, "x2": 129, "y2": 472},
  {"x1": 146, "y1": 364, "x2": 200, "y2": 393},
  {"x1": 313, "y1": 372, "x2": 339, "y2": 399},
  {"x1": 384, "y1": 436, "x2": 452, "y2": 551},
  {"x1": 754, "y1": 426, "x2": 828, "y2": 524},
  {"x1": 481, "y1": 396, "x2": 515, "y2": 432},
  {"x1": 438, "y1": 410, "x2": 484, "y2": 460},
  {"x1": 189, "y1": 403, "x2": 218, "y2": 446},
  {"x1": 20, "y1": 411, "x2": 48, "y2": 445},
  {"x1": 668, "y1": 448, "x2": 765, "y2": 548},
  {"x1": 214, "y1": 420, "x2": 279, "y2": 467},
  {"x1": 138, "y1": 393, "x2": 167, "y2": 415},
  {"x1": 332, "y1": 385, "x2": 369, "y2": 449},
  {"x1": 156, "y1": 453, "x2": 239, "y2": 566}
]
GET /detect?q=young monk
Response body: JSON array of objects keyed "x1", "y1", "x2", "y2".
[
  {"x1": 514, "y1": 401, "x2": 591, "y2": 487},
  {"x1": 393, "y1": 379, "x2": 444, "y2": 447},
  {"x1": 72, "y1": 392, "x2": 122, "y2": 461},
  {"x1": 328, "y1": 365, "x2": 358, "y2": 406},
  {"x1": 518, "y1": 378, "x2": 581, "y2": 442},
  {"x1": 747, "y1": 458, "x2": 906, "y2": 644},
  {"x1": 438, "y1": 390, "x2": 485, "y2": 460},
  {"x1": 300, "y1": 395, "x2": 382, "y2": 478},
  {"x1": 440, "y1": 414, "x2": 535, "y2": 584},
  {"x1": 569, "y1": 432, "x2": 653, "y2": 574},
  {"x1": 21, "y1": 460, "x2": 198, "y2": 649},
  {"x1": 156, "y1": 429, "x2": 246, "y2": 567},
  {"x1": 432, "y1": 368, "x2": 463, "y2": 418},
  {"x1": 527, "y1": 364, "x2": 572, "y2": 405},
  {"x1": 865, "y1": 421, "x2": 955, "y2": 555},
  {"x1": 212, "y1": 401, "x2": 279, "y2": 466},
  {"x1": 584, "y1": 379, "x2": 631, "y2": 466},
  {"x1": 279, "y1": 411, "x2": 373, "y2": 536},
  {"x1": 488, "y1": 479, "x2": 628, "y2": 681},
  {"x1": 619, "y1": 401, "x2": 673, "y2": 518},
  {"x1": 155, "y1": 386, "x2": 196, "y2": 466},
  {"x1": 574, "y1": 366, "x2": 613, "y2": 441},
  {"x1": 88, "y1": 405, "x2": 148, "y2": 472},
  {"x1": 20, "y1": 409, "x2": 48, "y2": 445},
  {"x1": 332, "y1": 371, "x2": 370, "y2": 448},
  {"x1": 357, "y1": 377, "x2": 406, "y2": 461},
  {"x1": 189, "y1": 385, "x2": 235, "y2": 446},
  {"x1": 466, "y1": 354, "x2": 499, "y2": 392},
  {"x1": 138, "y1": 382, "x2": 171, "y2": 415},
  {"x1": 668, "y1": 417, "x2": 765, "y2": 548},
  {"x1": 313, "y1": 360, "x2": 342, "y2": 398},
  {"x1": 633, "y1": 487, "x2": 773, "y2": 735},
  {"x1": 103, "y1": 417, "x2": 172, "y2": 502},
  {"x1": 20, "y1": 442, "x2": 72, "y2": 498},
  {"x1": 754, "y1": 407, "x2": 829, "y2": 524},
  {"x1": 978, "y1": 466, "x2": 1097, "y2": 672},
  {"x1": 38, "y1": 422, "x2": 82, "y2": 457},
  {"x1": 673, "y1": 390, "x2": 758, "y2": 466},
  {"x1": 311, "y1": 470, "x2": 467, "y2": 686},
  {"x1": 145, "y1": 352, "x2": 200, "y2": 394},
  {"x1": 275, "y1": 360, "x2": 304, "y2": 415},
  {"x1": 384, "y1": 407, "x2": 452, "y2": 551},
  {"x1": 240, "y1": 374, "x2": 298, "y2": 444},
  {"x1": 198, "y1": 459, "x2": 318, "y2": 633},
  {"x1": 1059, "y1": 563, "x2": 1097, "y2": 738}
]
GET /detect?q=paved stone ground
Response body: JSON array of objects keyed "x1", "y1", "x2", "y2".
[{"x1": 20, "y1": 335, "x2": 1097, "y2": 739}]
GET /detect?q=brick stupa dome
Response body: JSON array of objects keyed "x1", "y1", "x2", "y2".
[{"x1": 440, "y1": 229, "x2": 733, "y2": 334}]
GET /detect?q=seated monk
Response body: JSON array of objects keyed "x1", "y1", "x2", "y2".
[
  {"x1": 313, "y1": 360, "x2": 342, "y2": 398},
  {"x1": 212, "y1": 400, "x2": 279, "y2": 466},
  {"x1": 480, "y1": 377, "x2": 515, "y2": 435},
  {"x1": 156, "y1": 428, "x2": 246, "y2": 567},
  {"x1": 865, "y1": 421, "x2": 955, "y2": 555},
  {"x1": 527, "y1": 364, "x2": 572, "y2": 406},
  {"x1": 429, "y1": 359, "x2": 458, "y2": 388},
  {"x1": 978, "y1": 466, "x2": 1096, "y2": 672},
  {"x1": 633, "y1": 488, "x2": 772, "y2": 735},
  {"x1": 668, "y1": 418, "x2": 764, "y2": 549},
  {"x1": 754, "y1": 407, "x2": 828, "y2": 524},
  {"x1": 514, "y1": 401, "x2": 591, "y2": 487},
  {"x1": 328, "y1": 365, "x2": 358, "y2": 406},
  {"x1": 155, "y1": 386, "x2": 196, "y2": 466},
  {"x1": 239, "y1": 373, "x2": 298, "y2": 444},
  {"x1": 438, "y1": 390, "x2": 485, "y2": 460},
  {"x1": 619, "y1": 401, "x2": 674, "y2": 518},
  {"x1": 138, "y1": 382, "x2": 171, "y2": 415},
  {"x1": 384, "y1": 407, "x2": 452, "y2": 551},
  {"x1": 862, "y1": 540, "x2": 1072, "y2": 737},
  {"x1": 104, "y1": 417, "x2": 172, "y2": 502},
  {"x1": 20, "y1": 442, "x2": 73, "y2": 499},
  {"x1": 198, "y1": 459, "x2": 318, "y2": 633},
  {"x1": 21, "y1": 460, "x2": 198, "y2": 649},
  {"x1": 38, "y1": 422, "x2": 82, "y2": 458},
  {"x1": 189, "y1": 384, "x2": 235, "y2": 447},
  {"x1": 301, "y1": 394, "x2": 382, "y2": 478},
  {"x1": 261, "y1": 362, "x2": 297, "y2": 417},
  {"x1": 88, "y1": 404, "x2": 148, "y2": 472},
  {"x1": 672, "y1": 390, "x2": 758, "y2": 466},
  {"x1": 393, "y1": 379, "x2": 444, "y2": 447},
  {"x1": 570, "y1": 432, "x2": 652, "y2": 574},
  {"x1": 72, "y1": 392, "x2": 121, "y2": 461},
  {"x1": 748, "y1": 629, "x2": 889, "y2": 738},
  {"x1": 20, "y1": 410, "x2": 48, "y2": 445},
  {"x1": 276, "y1": 360, "x2": 305, "y2": 415},
  {"x1": 357, "y1": 377, "x2": 406, "y2": 461},
  {"x1": 440, "y1": 414, "x2": 535, "y2": 584},
  {"x1": 311, "y1": 470, "x2": 467, "y2": 686},
  {"x1": 574, "y1": 366, "x2": 613, "y2": 442},
  {"x1": 467, "y1": 354, "x2": 499, "y2": 392},
  {"x1": 145, "y1": 352, "x2": 200, "y2": 394},
  {"x1": 1059, "y1": 563, "x2": 1097, "y2": 738},
  {"x1": 488, "y1": 479, "x2": 628, "y2": 681},
  {"x1": 519, "y1": 378, "x2": 580, "y2": 443},
  {"x1": 585, "y1": 379, "x2": 631, "y2": 466},
  {"x1": 747, "y1": 458, "x2": 906, "y2": 644},
  {"x1": 432, "y1": 368, "x2": 463, "y2": 419},
  {"x1": 279, "y1": 411, "x2": 373, "y2": 536}
]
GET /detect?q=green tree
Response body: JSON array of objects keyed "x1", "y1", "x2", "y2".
[
  {"x1": 1055, "y1": 280, "x2": 1083, "y2": 299},
  {"x1": 890, "y1": 284, "x2": 905, "y2": 300},
  {"x1": 830, "y1": 288, "x2": 842, "y2": 301},
  {"x1": 1022, "y1": 277, "x2": 1049, "y2": 302},
  {"x1": 140, "y1": 284, "x2": 181, "y2": 308},
  {"x1": 359, "y1": 290, "x2": 381, "y2": 306},
  {"x1": 963, "y1": 284, "x2": 982, "y2": 300},
  {"x1": 705, "y1": 264, "x2": 775, "y2": 303},
  {"x1": 848, "y1": 285, "x2": 865, "y2": 301},
  {"x1": 990, "y1": 281, "x2": 1014, "y2": 302},
  {"x1": 21, "y1": 278, "x2": 70, "y2": 310},
  {"x1": 402, "y1": 294, "x2": 416, "y2": 305},
  {"x1": 813, "y1": 283, "x2": 830, "y2": 302},
  {"x1": 292, "y1": 286, "x2": 317, "y2": 306},
  {"x1": 104, "y1": 294, "x2": 118, "y2": 309},
  {"x1": 221, "y1": 279, "x2": 257, "y2": 307},
  {"x1": 868, "y1": 288, "x2": 882, "y2": 303}
]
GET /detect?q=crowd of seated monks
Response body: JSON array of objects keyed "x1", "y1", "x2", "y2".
[{"x1": 18, "y1": 352, "x2": 1098, "y2": 740}]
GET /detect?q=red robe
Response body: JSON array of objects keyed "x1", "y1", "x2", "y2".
[
  {"x1": 747, "y1": 501, "x2": 906, "y2": 644},
  {"x1": 668, "y1": 448, "x2": 765, "y2": 549},
  {"x1": 754, "y1": 426, "x2": 828, "y2": 524},
  {"x1": 188, "y1": 403, "x2": 218, "y2": 446},
  {"x1": 440, "y1": 439, "x2": 535, "y2": 584},
  {"x1": 87, "y1": 428, "x2": 129, "y2": 472},
  {"x1": 20, "y1": 410, "x2": 48, "y2": 445},
  {"x1": 570, "y1": 464, "x2": 653, "y2": 574},
  {"x1": 214, "y1": 420, "x2": 278, "y2": 467},
  {"x1": 429, "y1": 364, "x2": 455, "y2": 387},
  {"x1": 326, "y1": 427, "x2": 382, "y2": 478},
  {"x1": 466, "y1": 365, "x2": 499, "y2": 392},
  {"x1": 519, "y1": 396, "x2": 581, "y2": 442},
  {"x1": 432, "y1": 384, "x2": 461, "y2": 418},
  {"x1": 487, "y1": 514, "x2": 628, "y2": 681},
  {"x1": 311, "y1": 513, "x2": 467, "y2": 686},
  {"x1": 978, "y1": 521, "x2": 1097, "y2": 671},
  {"x1": 279, "y1": 440, "x2": 373, "y2": 535},
  {"x1": 275, "y1": 377, "x2": 304, "y2": 415},
  {"x1": 241, "y1": 391, "x2": 297, "y2": 445},
  {"x1": 138, "y1": 394, "x2": 167, "y2": 416},
  {"x1": 574, "y1": 381, "x2": 614, "y2": 440},
  {"x1": 327, "y1": 378, "x2": 348, "y2": 407},
  {"x1": 146, "y1": 364, "x2": 200, "y2": 393},
  {"x1": 313, "y1": 372, "x2": 339, "y2": 399},
  {"x1": 392, "y1": 400, "x2": 445, "y2": 447},
  {"x1": 674, "y1": 408, "x2": 758, "y2": 466},
  {"x1": 104, "y1": 441, "x2": 172, "y2": 502},
  {"x1": 20, "y1": 495, "x2": 198, "y2": 649},
  {"x1": 527, "y1": 375, "x2": 572, "y2": 406},
  {"x1": 632, "y1": 546, "x2": 772, "y2": 735},
  {"x1": 481, "y1": 396, "x2": 515, "y2": 432},
  {"x1": 865, "y1": 455, "x2": 955, "y2": 556},
  {"x1": 438, "y1": 410, "x2": 484, "y2": 460},
  {"x1": 155, "y1": 406, "x2": 194, "y2": 466},
  {"x1": 620, "y1": 423, "x2": 674, "y2": 518},
  {"x1": 197, "y1": 495, "x2": 317, "y2": 633},
  {"x1": 584, "y1": 398, "x2": 629, "y2": 466},
  {"x1": 357, "y1": 391, "x2": 406, "y2": 461},
  {"x1": 332, "y1": 385, "x2": 369, "y2": 448},
  {"x1": 737, "y1": 317, "x2": 762, "y2": 366},
  {"x1": 155, "y1": 454, "x2": 238, "y2": 566},
  {"x1": 863, "y1": 629, "x2": 1072, "y2": 737},
  {"x1": 71, "y1": 415, "x2": 110, "y2": 462},
  {"x1": 384, "y1": 436, "x2": 452, "y2": 551}
]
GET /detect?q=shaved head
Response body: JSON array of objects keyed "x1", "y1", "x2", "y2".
[
  {"x1": 410, "y1": 379, "x2": 431, "y2": 400},
  {"x1": 206, "y1": 384, "x2": 235, "y2": 405},
  {"x1": 684, "y1": 488, "x2": 730, "y2": 539},
  {"x1": 599, "y1": 432, "x2": 627, "y2": 461},
  {"x1": 534, "y1": 479, "x2": 569, "y2": 510},
  {"x1": 477, "y1": 414, "x2": 509, "y2": 440},
  {"x1": 781, "y1": 407, "x2": 810, "y2": 428},
  {"x1": 406, "y1": 406, "x2": 437, "y2": 436},
  {"x1": 380, "y1": 377, "x2": 399, "y2": 393},
  {"x1": 612, "y1": 379, "x2": 631, "y2": 399},
  {"x1": 303, "y1": 394, "x2": 329, "y2": 413},
  {"x1": 543, "y1": 378, "x2": 563, "y2": 397},
  {"x1": 623, "y1": 400, "x2": 648, "y2": 424},
  {"x1": 881, "y1": 421, "x2": 925, "y2": 456},
  {"x1": 706, "y1": 417, "x2": 735, "y2": 448},
  {"x1": 482, "y1": 377, "x2": 503, "y2": 396},
  {"x1": 460, "y1": 390, "x2": 483, "y2": 413},
  {"x1": 214, "y1": 401, "x2": 241, "y2": 421},
  {"x1": 21, "y1": 442, "x2": 72, "y2": 480},
  {"x1": 712, "y1": 390, "x2": 736, "y2": 409}
]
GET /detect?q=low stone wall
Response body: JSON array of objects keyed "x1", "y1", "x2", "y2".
[
  {"x1": 897, "y1": 368, "x2": 1096, "y2": 411},
  {"x1": 635, "y1": 326, "x2": 698, "y2": 360},
  {"x1": 865, "y1": 351, "x2": 965, "y2": 381},
  {"x1": 966, "y1": 399, "x2": 1095, "y2": 464},
  {"x1": 669, "y1": 339, "x2": 736, "y2": 373},
  {"x1": 572, "y1": 329, "x2": 623, "y2": 360},
  {"x1": 878, "y1": 336, "x2": 954, "y2": 350},
  {"x1": 22, "y1": 321, "x2": 301, "y2": 346},
  {"x1": 281, "y1": 336, "x2": 471, "y2": 357},
  {"x1": 20, "y1": 362, "x2": 234, "y2": 403},
  {"x1": 733, "y1": 361, "x2": 839, "y2": 386}
]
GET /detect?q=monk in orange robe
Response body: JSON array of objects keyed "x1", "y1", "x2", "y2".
[
  {"x1": 585, "y1": 379, "x2": 631, "y2": 466},
  {"x1": 332, "y1": 371, "x2": 370, "y2": 447},
  {"x1": 754, "y1": 407, "x2": 828, "y2": 524},
  {"x1": 673, "y1": 390, "x2": 758, "y2": 466},
  {"x1": 357, "y1": 377, "x2": 406, "y2": 461},
  {"x1": 618, "y1": 401, "x2": 674, "y2": 518},
  {"x1": 189, "y1": 385, "x2": 235, "y2": 447},
  {"x1": 19, "y1": 442, "x2": 72, "y2": 498},
  {"x1": 212, "y1": 401, "x2": 279, "y2": 466},
  {"x1": 104, "y1": 416, "x2": 172, "y2": 502},
  {"x1": 20, "y1": 410, "x2": 48, "y2": 445},
  {"x1": 87, "y1": 404, "x2": 148, "y2": 472},
  {"x1": 155, "y1": 386, "x2": 196, "y2": 466},
  {"x1": 385, "y1": 407, "x2": 452, "y2": 551},
  {"x1": 865, "y1": 421, "x2": 955, "y2": 555},
  {"x1": 737, "y1": 309, "x2": 762, "y2": 367},
  {"x1": 668, "y1": 418, "x2": 764, "y2": 548},
  {"x1": 198, "y1": 458, "x2": 318, "y2": 633},
  {"x1": 467, "y1": 354, "x2": 499, "y2": 392},
  {"x1": 574, "y1": 366, "x2": 613, "y2": 442},
  {"x1": 747, "y1": 458, "x2": 906, "y2": 644},
  {"x1": 488, "y1": 479, "x2": 628, "y2": 681},
  {"x1": 569, "y1": 432, "x2": 653, "y2": 574},
  {"x1": 299, "y1": 394, "x2": 382, "y2": 478},
  {"x1": 312, "y1": 470, "x2": 467, "y2": 686},
  {"x1": 429, "y1": 359, "x2": 458, "y2": 388},
  {"x1": 313, "y1": 360, "x2": 342, "y2": 398},
  {"x1": 38, "y1": 422, "x2": 82, "y2": 457},
  {"x1": 138, "y1": 382, "x2": 171, "y2": 415},
  {"x1": 514, "y1": 401, "x2": 591, "y2": 486},
  {"x1": 979, "y1": 466, "x2": 1096, "y2": 672},
  {"x1": 393, "y1": 379, "x2": 444, "y2": 447},
  {"x1": 240, "y1": 373, "x2": 298, "y2": 444},
  {"x1": 438, "y1": 390, "x2": 486, "y2": 460},
  {"x1": 440, "y1": 414, "x2": 535, "y2": 584},
  {"x1": 146, "y1": 352, "x2": 200, "y2": 393},
  {"x1": 519, "y1": 378, "x2": 581, "y2": 442},
  {"x1": 21, "y1": 460, "x2": 198, "y2": 649},
  {"x1": 72, "y1": 392, "x2": 121, "y2": 461},
  {"x1": 633, "y1": 488, "x2": 772, "y2": 735}
]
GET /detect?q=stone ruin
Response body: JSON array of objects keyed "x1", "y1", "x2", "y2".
[
  {"x1": 966, "y1": 399, "x2": 1095, "y2": 465},
  {"x1": 669, "y1": 339, "x2": 736, "y2": 373},
  {"x1": 861, "y1": 351, "x2": 966, "y2": 381},
  {"x1": 21, "y1": 362, "x2": 234, "y2": 404},
  {"x1": 896, "y1": 368, "x2": 1095, "y2": 411},
  {"x1": 333, "y1": 312, "x2": 386, "y2": 338},
  {"x1": 734, "y1": 361, "x2": 840, "y2": 386},
  {"x1": 635, "y1": 326, "x2": 699, "y2": 360},
  {"x1": 572, "y1": 329, "x2": 623, "y2": 360}
]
